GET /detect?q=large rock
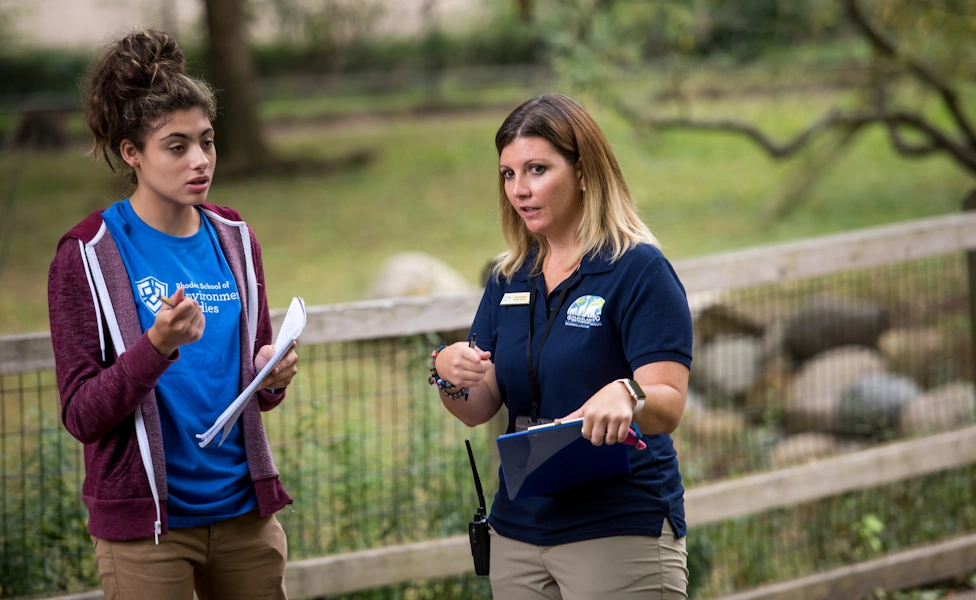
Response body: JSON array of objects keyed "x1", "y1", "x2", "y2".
[
  {"x1": 684, "y1": 388, "x2": 705, "y2": 418},
  {"x1": 368, "y1": 252, "x2": 477, "y2": 299},
  {"x1": 694, "y1": 304, "x2": 765, "y2": 345},
  {"x1": 690, "y1": 334, "x2": 764, "y2": 402},
  {"x1": 878, "y1": 327, "x2": 949, "y2": 388},
  {"x1": 783, "y1": 346, "x2": 887, "y2": 433},
  {"x1": 834, "y1": 372, "x2": 921, "y2": 438},
  {"x1": 899, "y1": 381, "x2": 976, "y2": 437},
  {"x1": 743, "y1": 355, "x2": 793, "y2": 424},
  {"x1": 770, "y1": 432, "x2": 866, "y2": 469},
  {"x1": 760, "y1": 320, "x2": 791, "y2": 367},
  {"x1": 783, "y1": 296, "x2": 890, "y2": 362},
  {"x1": 680, "y1": 389, "x2": 747, "y2": 442}
]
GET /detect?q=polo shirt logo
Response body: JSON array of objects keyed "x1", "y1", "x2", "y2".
[{"x1": 565, "y1": 295, "x2": 605, "y2": 328}]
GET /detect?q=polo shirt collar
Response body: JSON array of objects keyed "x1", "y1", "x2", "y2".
[{"x1": 512, "y1": 246, "x2": 616, "y2": 282}]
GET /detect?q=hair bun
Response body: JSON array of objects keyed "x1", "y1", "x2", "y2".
[{"x1": 115, "y1": 29, "x2": 187, "y2": 93}]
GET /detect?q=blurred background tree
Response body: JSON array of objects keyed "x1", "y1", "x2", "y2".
[
  {"x1": 534, "y1": 0, "x2": 976, "y2": 217},
  {"x1": 203, "y1": 0, "x2": 269, "y2": 173}
]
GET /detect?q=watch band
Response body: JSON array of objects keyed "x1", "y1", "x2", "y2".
[{"x1": 615, "y1": 378, "x2": 645, "y2": 414}]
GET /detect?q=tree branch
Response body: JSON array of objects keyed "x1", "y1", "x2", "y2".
[
  {"x1": 883, "y1": 121, "x2": 940, "y2": 157},
  {"x1": 841, "y1": 0, "x2": 976, "y2": 150},
  {"x1": 764, "y1": 128, "x2": 859, "y2": 220},
  {"x1": 619, "y1": 105, "x2": 876, "y2": 158},
  {"x1": 888, "y1": 111, "x2": 976, "y2": 171},
  {"x1": 617, "y1": 101, "x2": 976, "y2": 174}
]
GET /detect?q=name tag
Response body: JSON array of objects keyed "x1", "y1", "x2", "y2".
[{"x1": 500, "y1": 292, "x2": 531, "y2": 306}]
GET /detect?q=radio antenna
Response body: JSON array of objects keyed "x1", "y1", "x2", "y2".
[{"x1": 465, "y1": 439, "x2": 487, "y2": 516}]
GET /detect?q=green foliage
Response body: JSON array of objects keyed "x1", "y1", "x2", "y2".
[
  {"x1": 867, "y1": 0, "x2": 976, "y2": 78},
  {"x1": 266, "y1": 0, "x2": 386, "y2": 63},
  {"x1": 0, "y1": 420, "x2": 97, "y2": 597},
  {"x1": 321, "y1": 573, "x2": 491, "y2": 600},
  {"x1": 535, "y1": 0, "x2": 846, "y2": 72},
  {"x1": 872, "y1": 585, "x2": 949, "y2": 599},
  {"x1": 687, "y1": 533, "x2": 714, "y2": 598},
  {"x1": 0, "y1": 11, "x2": 544, "y2": 101},
  {"x1": 251, "y1": 15, "x2": 543, "y2": 78},
  {"x1": 264, "y1": 336, "x2": 496, "y2": 598},
  {"x1": 853, "y1": 514, "x2": 886, "y2": 554},
  {"x1": 692, "y1": 0, "x2": 845, "y2": 59},
  {"x1": 693, "y1": 468, "x2": 976, "y2": 597},
  {"x1": 0, "y1": 49, "x2": 91, "y2": 97}
]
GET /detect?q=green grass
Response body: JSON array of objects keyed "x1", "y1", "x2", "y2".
[
  {"x1": 261, "y1": 73, "x2": 552, "y2": 122},
  {"x1": 1, "y1": 84, "x2": 973, "y2": 334}
]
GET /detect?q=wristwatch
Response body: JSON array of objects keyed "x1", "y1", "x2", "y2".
[{"x1": 616, "y1": 378, "x2": 645, "y2": 413}]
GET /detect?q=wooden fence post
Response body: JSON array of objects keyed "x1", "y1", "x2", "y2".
[{"x1": 965, "y1": 192, "x2": 976, "y2": 416}]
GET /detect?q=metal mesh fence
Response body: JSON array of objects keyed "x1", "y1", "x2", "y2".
[
  {"x1": 680, "y1": 251, "x2": 975, "y2": 597},
  {"x1": 0, "y1": 370, "x2": 94, "y2": 597},
  {"x1": 269, "y1": 335, "x2": 497, "y2": 555},
  {"x1": 679, "y1": 252, "x2": 973, "y2": 487},
  {"x1": 268, "y1": 334, "x2": 496, "y2": 599},
  {"x1": 0, "y1": 250, "x2": 973, "y2": 599}
]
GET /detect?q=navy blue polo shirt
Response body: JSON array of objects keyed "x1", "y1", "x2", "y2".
[{"x1": 470, "y1": 243, "x2": 693, "y2": 546}]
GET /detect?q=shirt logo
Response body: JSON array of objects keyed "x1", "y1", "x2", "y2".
[
  {"x1": 566, "y1": 295, "x2": 605, "y2": 328},
  {"x1": 136, "y1": 276, "x2": 168, "y2": 314}
]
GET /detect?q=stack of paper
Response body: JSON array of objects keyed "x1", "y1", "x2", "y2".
[{"x1": 197, "y1": 297, "x2": 306, "y2": 448}]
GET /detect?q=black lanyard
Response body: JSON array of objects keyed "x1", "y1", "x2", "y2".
[{"x1": 525, "y1": 272, "x2": 576, "y2": 421}]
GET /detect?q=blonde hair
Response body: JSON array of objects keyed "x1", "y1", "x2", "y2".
[{"x1": 492, "y1": 94, "x2": 658, "y2": 281}]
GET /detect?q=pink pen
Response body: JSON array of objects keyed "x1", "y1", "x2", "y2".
[
  {"x1": 542, "y1": 418, "x2": 646, "y2": 449},
  {"x1": 624, "y1": 429, "x2": 646, "y2": 450}
]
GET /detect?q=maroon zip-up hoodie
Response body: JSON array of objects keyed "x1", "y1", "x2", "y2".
[{"x1": 48, "y1": 202, "x2": 292, "y2": 541}]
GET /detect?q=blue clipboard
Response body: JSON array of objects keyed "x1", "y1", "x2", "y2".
[{"x1": 496, "y1": 419, "x2": 631, "y2": 500}]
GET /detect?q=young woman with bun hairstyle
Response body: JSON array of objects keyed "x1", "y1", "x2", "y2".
[
  {"x1": 432, "y1": 93, "x2": 693, "y2": 598},
  {"x1": 47, "y1": 29, "x2": 297, "y2": 599}
]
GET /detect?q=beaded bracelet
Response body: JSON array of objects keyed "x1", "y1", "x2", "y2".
[{"x1": 428, "y1": 345, "x2": 468, "y2": 400}]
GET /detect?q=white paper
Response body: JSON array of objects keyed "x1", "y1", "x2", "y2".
[
  {"x1": 526, "y1": 417, "x2": 584, "y2": 431},
  {"x1": 196, "y1": 297, "x2": 306, "y2": 448}
]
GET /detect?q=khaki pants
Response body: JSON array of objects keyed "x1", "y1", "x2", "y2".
[
  {"x1": 92, "y1": 510, "x2": 288, "y2": 600},
  {"x1": 489, "y1": 520, "x2": 688, "y2": 600}
]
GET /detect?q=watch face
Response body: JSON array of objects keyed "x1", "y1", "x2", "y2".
[{"x1": 628, "y1": 379, "x2": 646, "y2": 399}]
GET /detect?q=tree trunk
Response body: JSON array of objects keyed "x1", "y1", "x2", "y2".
[
  {"x1": 515, "y1": 0, "x2": 533, "y2": 23},
  {"x1": 203, "y1": 0, "x2": 268, "y2": 172}
]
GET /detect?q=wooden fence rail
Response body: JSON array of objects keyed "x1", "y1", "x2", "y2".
[
  {"x1": 6, "y1": 211, "x2": 976, "y2": 374},
  {"x1": 36, "y1": 425, "x2": 976, "y2": 599}
]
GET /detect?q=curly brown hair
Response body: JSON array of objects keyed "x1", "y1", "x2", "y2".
[{"x1": 83, "y1": 29, "x2": 216, "y2": 177}]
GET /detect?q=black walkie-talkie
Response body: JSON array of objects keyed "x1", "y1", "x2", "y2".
[{"x1": 465, "y1": 439, "x2": 490, "y2": 576}]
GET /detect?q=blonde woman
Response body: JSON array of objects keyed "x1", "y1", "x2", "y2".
[{"x1": 431, "y1": 93, "x2": 693, "y2": 599}]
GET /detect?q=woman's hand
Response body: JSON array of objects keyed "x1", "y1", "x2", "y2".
[
  {"x1": 256, "y1": 342, "x2": 298, "y2": 390},
  {"x1": 434, "y1": 341, "x2": 501, "y2": 427},
  {"x1": 561, "y1": 380, "x2": 636, "y2": 446},
  {"x1": 434, "y1": 341, "x2": 492, "y2": 391},
  {"x1": 147, "y1": 288, "x2": 205, "y2": 357}
]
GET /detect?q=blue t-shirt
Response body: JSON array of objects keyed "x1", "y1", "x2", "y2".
[
  {"x1": 471, "y1": 243, "x2": 693, "y2": 546},
  {"x1": 102, "y1": 199, "x2": 257, "y2": 527}
]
